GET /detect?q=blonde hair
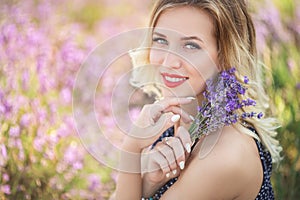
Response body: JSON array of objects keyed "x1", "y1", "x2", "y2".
[{"x1": 130, "y1": 0, "x2": 282, "y2": 162}]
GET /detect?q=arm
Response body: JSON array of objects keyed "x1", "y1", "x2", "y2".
[
  {"x1": 115, "y1": 138, "x2": 143, "y2": 200},
  {"x1": 116, "y1": 127, "x2": 192, "y2": 199},
  {"x1": 114, "y1": 97, "x2": 194, "y2": 200},
  {"x1": 160, "y1": 126, "x2": 263, "y2": 199},
  {"x1": 141, "y1": 126, "x2": 192, "y2": 197}
]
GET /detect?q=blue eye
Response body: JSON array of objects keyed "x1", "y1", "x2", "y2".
[
  {"x1": 152, "y1": 37, "x2": 168, "y2": 45},
  {"x1": 185, "y1": 42, "x2": 201, "y2": 50}
]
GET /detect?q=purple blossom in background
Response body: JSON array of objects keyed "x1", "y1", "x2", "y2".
[
  {"x1": 60, "y1": 40, "x2": 84, "y2": 66},
  {"x1": 22, "y1": 69, "x2": 30, "y2": 91},
  {"x1": 72, "y1": 162, "x2": 83, "y2": 170},
  {"x1": 253, "y1": 0, "x2": 292, "y2": 52},
  {"x1": 1, "y1": 23, "x2": 17, "y2": 46},
  {"x1": 63, "y1": 144, "x2": 84, "y2": 170},
  {"x1": 0, "y1": 144, "x2": 8, "y2": 166},
  {"x1": 189, "y1": 68, "x2": 263, "y2": 142},
  {"x1": 0, "y1": 94, "x2": 12, "y2": 117},
  {"x1": 33, "y1": 137, "x2": 45, "y2": 152},
  {"x1": 0, "y1": 144, "x2": 7, "y2": 158},
  {"x1": 60, "y1": 87, "x2": 72, "y2": 104},
  {"x1": 88, "y1": 174, "x2": 101, "y2": 191},
  {"x1": 0, "y1": 0, "x2": 144, "y2": 198},
  {"x1": 20, "y1": 113, "x2": 32, "y2": 127},
  {"x1": 18, "y1": 149, "x2": 25, "y2": 161},
  {"x1": 9, "y1": 125, "x2": 21, "y2": 137},
  {"x1": 254, "y1": 20, "x2": 268, "y2": 51},
  {"x1": 0, "y1": 185, "x2": 11, "y2": 195},
  {"x1": 296, "y1": 83, "x2": 300, "y2": 90},
  {"x1": 287, "y1": 58, "x2": 296, "y2": 72},
  {"x1": 98, "y1": 18, "x2": 123, "y2": 38},
  {"x1": 2, "y1": 173, "x2": 10, "y2": 182},
  {"x1": 294, "y1": 4, "x2": 300, "y2": 35},
  {"x1": 36, "y1": 1, "x2": 54, "y2": 21},
  {"x1": 56, "y1": 123, "x2": 71, "y2": 138}
]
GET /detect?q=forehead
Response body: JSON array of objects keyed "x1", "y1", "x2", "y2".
[{"x1": 154, "y1": 6, "x2": 215, "y2": 39}]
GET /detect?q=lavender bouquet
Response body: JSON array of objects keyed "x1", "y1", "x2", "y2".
[{"x1": 189, "y1": 68, "x2": 263, "y2": 142}]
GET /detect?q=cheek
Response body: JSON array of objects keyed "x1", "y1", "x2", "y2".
[
  {"x1": 149, "y1": 49, "x2": 163, "y2": 64},
  {"x1": 191, "y1": 77, "x2": 206, "y2": 95},
  {"x1": 187, "y1": 52, "x2": 218, "y2": 83},
  {"x1": 187, "y1": 66, "x2": 207, "y2": 94}
]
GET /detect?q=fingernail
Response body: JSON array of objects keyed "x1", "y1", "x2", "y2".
[
  {"x1": 185, "y1": 143, "x2": 191, "y2": 153},
  {"x1": 189, "y1": 115, "x2": 195, "y2": 121},
  {"x1": 172, "y1": 169, "x2": 177, "y2": 175},
  {"x1": 179, "y1": 161, "x2": 185, "y2": 170},
  {"x1": 166, "y1": 173, "x2": 170, "y2": 178},
  {"x1": 171, "y1": 114, "x2": 180, "y2": 123},
  {"x1": 186, "y1": 97, "x2": 196, "y2": 100}
]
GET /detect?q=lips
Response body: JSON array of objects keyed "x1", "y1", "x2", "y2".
[{"x1": 161, "y1": 73, "x2": 189, "y2": 88}]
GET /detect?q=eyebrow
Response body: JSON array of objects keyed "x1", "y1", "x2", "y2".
[
  {"x1": 181, "y1": 36, "x2": 204, "y2": 43},
  {"x1": 153, "y1": 31, "x2": 204, "y2": 43},
  {"x1": 153, "y1": 32, "x2": 166, "y2": 38}
]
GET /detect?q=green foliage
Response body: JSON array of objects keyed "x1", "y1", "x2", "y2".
[{"x1": 260, "y1": 1, "x2": 300, "y2": 198}]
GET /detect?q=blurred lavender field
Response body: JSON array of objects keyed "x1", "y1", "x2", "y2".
[{"x1": 0, "y1": 0, "x2": 299, "y2": 199}]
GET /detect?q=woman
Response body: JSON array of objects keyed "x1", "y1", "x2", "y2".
[{"x1": 115, "y1": 0, "x2": 282, "y2": 199}]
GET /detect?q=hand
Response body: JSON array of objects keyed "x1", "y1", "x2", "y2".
[
  {"x1": 124, "y1": 97, "x2": 195, "y2": 151},
  {"x1": 141, "y1": 126, "x2": 192, "y2": 197}
]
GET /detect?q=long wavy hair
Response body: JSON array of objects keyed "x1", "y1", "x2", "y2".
[{"x1": 130, "y1": 0, "x2": 282, "y2": 163}]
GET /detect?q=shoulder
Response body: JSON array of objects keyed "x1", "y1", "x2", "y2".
[{"x1": 161, "y1": 125, "x2": 262, "y2": 200}]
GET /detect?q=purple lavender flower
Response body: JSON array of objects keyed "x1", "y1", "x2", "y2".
[
  {"x1": 2, "y1": 173, "x2": 10, "y2": 182},
  {"x1": 0, "y1": 144, "x2": 8, "y2": 167},
  {"x1": 9, "y1": 125, "x2": 20, "y2": 137},
  {"x1": 189, "y1": 68, "x2": 264, "y2": 142},
  {"x1": 0, "y1": 144, "x2": 7, "y2": 159},
  {"x1": 1, "y1": 185, "x2": 11, "y2": 195},
  {"x1": 33, "y1": 137, "x2": 45, "y2": 152},
  {"x1": 257, "y1": 112, "x2": 264, "y2": 119},
  {"x1": 20, "y1": 113, "x2": 32, "y2": 127},
  {"x1": 296, "y1": 83, "x2": 300, "y2": 90},
  {"x1": 88, "y1": 174, "x2": 101, "y2": 191},
  {"x1": 60, "y1": 87, "x2": 72, "y2": 104},
  {"x1": 244, "y1": 76, "x2": 249, "y2": 84}
]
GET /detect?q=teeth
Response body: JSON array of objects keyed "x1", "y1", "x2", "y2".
[{"x1": 165, "y1": 76, "x2": 187, "y2": 83}]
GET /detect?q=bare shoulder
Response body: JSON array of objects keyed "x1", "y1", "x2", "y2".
[{"x1": 161, "y1": 125, "x2": 263, "y2": 200}]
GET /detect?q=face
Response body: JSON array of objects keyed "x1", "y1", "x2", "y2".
[{"x1": 149, "y1": 6, "x2": 219, "y2": 99}]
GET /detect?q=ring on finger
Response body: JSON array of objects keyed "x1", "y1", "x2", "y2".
[{"x1": 163, "y1": 137, "x2": 171, "y2": 145}]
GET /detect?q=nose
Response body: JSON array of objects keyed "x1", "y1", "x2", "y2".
[{"x1": 162, "y1": 51, "x2": 182, "y2": 69}]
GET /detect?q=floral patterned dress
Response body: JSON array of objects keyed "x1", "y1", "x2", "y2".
[{"x1": 142, "y1": 126, "x2": 274, "y2": 200}]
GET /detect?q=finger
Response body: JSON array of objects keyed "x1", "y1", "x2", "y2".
[
  {"x1": 151, "y1": 150, "x2": 171, "y2": 175},
  {"x1": 152, "y1": 97, "x2": 195, "y2": 115},
  {"x1": 164, "y1": 105, "x2": 193, "y2": 124},
  {"x1": 141, "y1": 145, "x2": 153, "y2": 175},
  {"x1": 175, "y1": 126, "x2": 192, "y2": 154},
  {"x1": 129, "y1": 112, "x2": 180, "y2": 149},
  {"x1": 165, "y1": 137, "x2": 186, "y2": 170},
  {"x1": 155, "y1": 112, "x2": 181, "y2": 133},
  {"x1": 148, "y1": 97, "x2": 194, "y2": 127},
  {"x1": 156, "y1": 143, "x2": 178, "y2": 172}
]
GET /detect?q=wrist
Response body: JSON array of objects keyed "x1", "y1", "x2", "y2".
[
  {"x1": 118, "y1": 137, "x2": 143, "y2": 173},
  {"x1": 122, "y1": 137, "x2": 143, "y2": 153}
]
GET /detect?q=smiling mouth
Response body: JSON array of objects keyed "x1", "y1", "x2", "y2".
[{"x1": 161, "y1": 73, "x2": 189, "y2": 88}]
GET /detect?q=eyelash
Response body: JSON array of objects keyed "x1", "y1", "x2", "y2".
[
  {"x1": 152, "y1": 37, "x2": 168, "y2": 45},
  {"x1": 152, "y1": 37, "x2": 201, "y2": 50},
  {"x1": 184, "y1": 42, "x2": 201, "y2": 50}
]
